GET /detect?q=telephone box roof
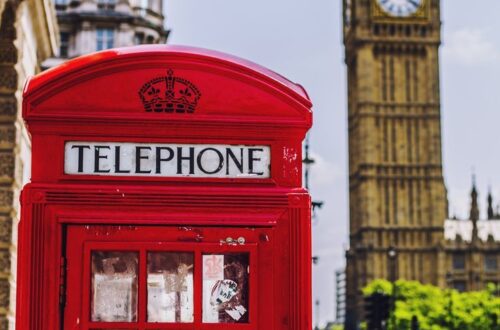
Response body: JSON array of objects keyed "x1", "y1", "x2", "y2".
[
  {"x1": 23, "y1": 45, "x2": 312, "y2": 127},
  {"x1": 25, "y1": 45, "x2": 311, "y2": 106}
]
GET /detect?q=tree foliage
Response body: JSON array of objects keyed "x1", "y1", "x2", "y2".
[{"x1": 363, "y1": 279, "x2": 500, "y2": 330}]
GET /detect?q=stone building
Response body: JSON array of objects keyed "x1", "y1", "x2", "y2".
[
  {"x1": 335, "y1": 268, "x2": 346, "y2": 325},
  {"x1": 342, "y1": 0, "x2": 499, "y2": 328},
  {"x1": 0, "y1": 0, "x2": 58, "y2": 328},
  {"x1": 443, "y1": 184, "x2": 500, "y2": 293},
  {"x1": 43, "y1": 0, "x2": 168, "y2": 68}
]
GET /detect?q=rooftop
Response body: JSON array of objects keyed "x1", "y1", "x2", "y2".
[{"x1": 444, "y1": 219, "x2": 500, "y2": 242}]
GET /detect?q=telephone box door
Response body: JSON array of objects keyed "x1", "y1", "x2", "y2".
[{"x1": 64, "y1": 225, "x2": 274, "y2": 329}]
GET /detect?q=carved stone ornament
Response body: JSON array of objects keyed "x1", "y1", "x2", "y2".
[
  {"x1": 0, "y1": 189, "x2": 13, "y2": 210},
  {"x1": 0, "y1": 66, "x2": 18, "y2": 91},
  {"x1": 0, "y1": 216, "x2": 12, "y2": 242},
  {"x1": 0, "y1": 126, "x2": 15, "y2": 148},
  {"x1": 0, "y1": 279, "x2": 10, "y2": 308},
  {"x1": 0, "y1": 152, "x2": 15, "y2": 178},
  {"x1": 0, "y1": 41, "x2": 17, "y2": 64},
  {"x1": 0, "y1": 249, "x2": 11, "y2": 273}
]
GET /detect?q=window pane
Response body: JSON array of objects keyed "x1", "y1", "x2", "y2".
[
  {"x1": 60, "y1": 32, "x2": 69, "y2": 42},
  {"x1": 203, "y1": 254, "x2": 249, "y2": 323},
  {"x1": 59, "y1": 32, "x2": 69, "y2": 57},
  {"x1": 453, "y1": 254, "x2": 465, "y2": 270},
  {"x1": 485, "y1": 254, "x2": 497, "y2": 270},
  {"x1": 91, "y1": 251, "x2": 138, "y2": 322},
  {"x1": 147, "y1": 252, "x2": 194, "y2": 323},
  {"x1": 96, "y1": 28, "x2": 114, "y2": 51},
  {"x1": 453, "y1": 281, "x2": 466, "y2": 292}
]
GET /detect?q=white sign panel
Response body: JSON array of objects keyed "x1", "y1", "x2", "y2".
[{"x1": 64, "y1": 142, "x2": 270, "y2": 178}]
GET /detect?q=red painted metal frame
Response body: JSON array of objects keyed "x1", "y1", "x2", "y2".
[
  {"x1": 66, "y1": 226, "x2": 265, "y2": 330},
  {"x1": 17, "y1": 45, "x2": 313, "y2": 330}
]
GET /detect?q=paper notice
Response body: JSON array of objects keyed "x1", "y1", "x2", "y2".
[
  {"x1": 203, "y1": 255, "x2": 224, "y2": 280},
  {"x1": 92, "y1": 274, "x2": 135, "y2": 322}
]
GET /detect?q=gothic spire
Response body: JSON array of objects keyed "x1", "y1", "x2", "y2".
[
  {"x1": 487, "y1": 186, "x2": 494, "y2": 220},
  {"x1": 470, "y1": 175, "x2": 479, "y2": 242}
]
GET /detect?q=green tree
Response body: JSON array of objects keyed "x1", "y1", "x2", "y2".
[
  {"x1": 326, "y1": 325, "x2": 344, "y2": 330},
  {"x1": 363, "y1": 280, "x2": 500, "y2": 330}
]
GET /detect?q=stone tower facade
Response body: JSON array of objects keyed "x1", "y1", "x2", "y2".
[{"x1": 342, "y1": 0, "x2": 448, "y2": 328}]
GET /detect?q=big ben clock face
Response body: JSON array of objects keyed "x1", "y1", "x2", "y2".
[{"x1": 376, "y1": 0, "x2": 423, "y2": 17}]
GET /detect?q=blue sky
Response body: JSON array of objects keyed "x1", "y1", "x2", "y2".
[{"x1": 164, "y1": 0, "x2": 500, "y2": 326}]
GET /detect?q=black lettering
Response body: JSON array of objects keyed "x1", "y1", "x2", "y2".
[
  {"x1": 177, "y1": 147, "x2": 195, "y2": 174},
  {"x1": 197, "y1": 148, "x2": 224, "y2": 175},
  {"x1": 135, "y1": 146, "x2": 152, "y2": 174},
  {"x1": 114, "y1": 146, "x2": 130, "y2": 173},
  {"x1": 94, "y1": 146, "x2": 111, "y2": 173},
  {"x1": 226, "y1": 148, "x2": 244, "y2": 175},
  {"x1": 71, "y1": 145, "x2": 90, "y2": 173},
  {"x1": 248, "y1": 148, "x2": 264, "y2": 175},
  {"x1": 155, "y1": 147, "x2": 174, "y2": 174}
]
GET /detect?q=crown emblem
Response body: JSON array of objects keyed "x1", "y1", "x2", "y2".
[{"x1": 139, "y1": 69, "x2": 201, "y2": 113}]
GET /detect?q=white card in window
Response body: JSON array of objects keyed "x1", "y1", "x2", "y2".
[
  {"x1": 147, "y1": 273, "x2": 175, "y2": 322},
  {"x1": 226, "y1": 305, "x2": 247, "y2": 321},
  {"x1": 203, "y1": 255, "x2": 224, "y2": 281},
  {"x1": 147, "y1": 273, "x2": 194, "y2": 322},
  {"x1": 203, "y1": 279, "x2": 219, "y2": 322},
  {"x1": 203, "y1": 254, "x2": 224, "y2": 322},
  {"x1": 93, "y1": 273, "x2": 135, "y2": 322}
]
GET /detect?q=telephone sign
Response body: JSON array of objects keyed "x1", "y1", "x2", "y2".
[{"x1": 64, "y1": 142, "x2": 271, "y2": 178}]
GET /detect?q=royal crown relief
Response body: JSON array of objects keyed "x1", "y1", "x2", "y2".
[{"x1": 139, "y1": 69, "x2": 202, "y2": 113}]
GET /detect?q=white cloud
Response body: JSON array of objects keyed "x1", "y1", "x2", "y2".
[
  {"x1": 443, "y1": 28, "x2": 500, "y2": 65},
  {"x1": 307, "y1": 151, "x2": 343, "y2": 189}
]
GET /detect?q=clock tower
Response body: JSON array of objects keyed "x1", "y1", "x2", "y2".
[{"x1": 343, "y1": 0, "x2": 448, "y2": 328}]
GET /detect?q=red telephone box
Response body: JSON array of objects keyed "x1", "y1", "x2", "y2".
[{"x1": 17, "y1": 45, "x2": 312, "y2": 330}]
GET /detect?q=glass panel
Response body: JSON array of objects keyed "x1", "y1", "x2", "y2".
[
  {"x1": 91, "y1": 251, "x2": 138, "y2": 322},
  {"x1": 147, "y1": 252, "x2": 194, "y2": 322},
  {"x1": 203, "y1": 254, "x2": 249, "y2": 323},
  {"x1": 59, "y1": 32, "x2": 69, "y2": 57},
  {"x1": 452, "y1": 253, "x2": 465, "y2": 269},
  {"x1": 485, "y1": 254, "x2": 498, "y2": 270},
  {"x1": 453, "y1": 281, "x2": 466, "y2": 292}
]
